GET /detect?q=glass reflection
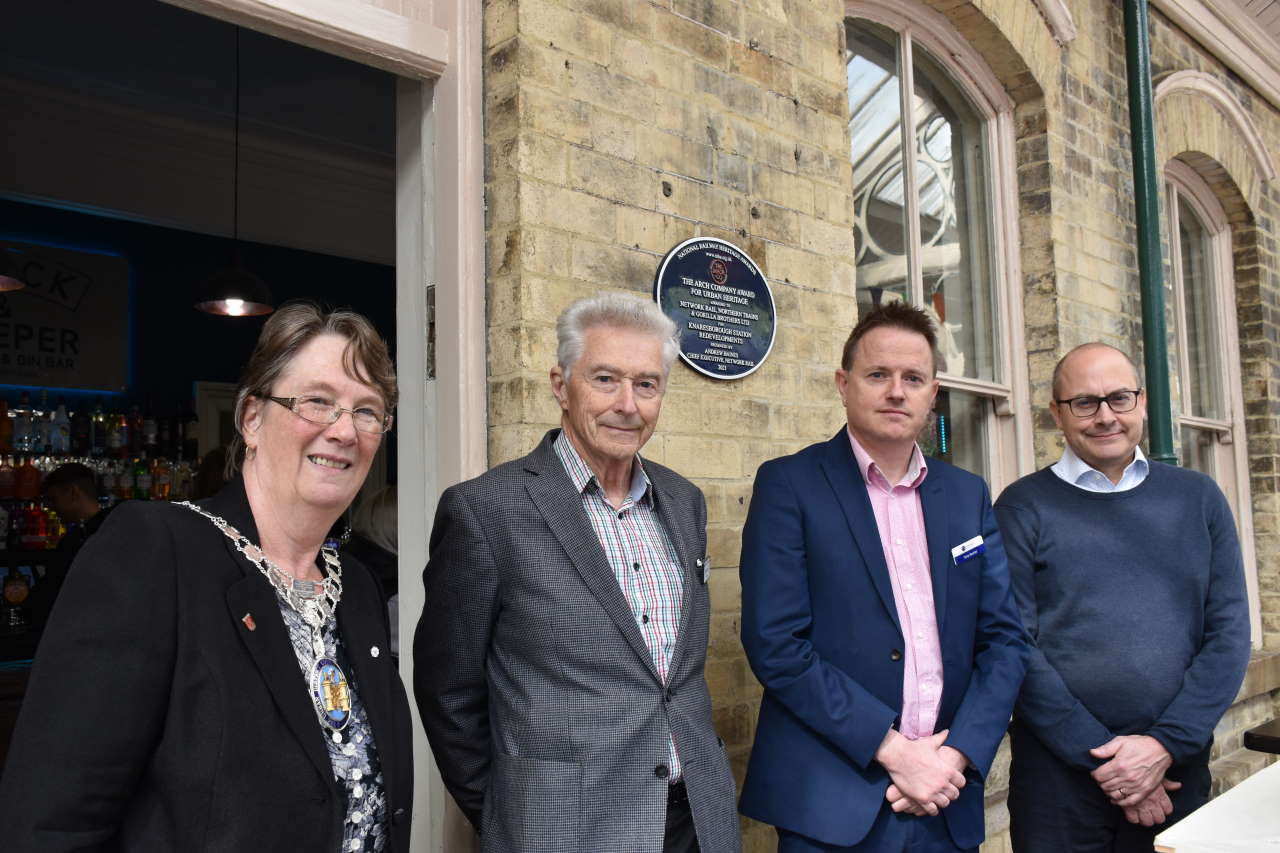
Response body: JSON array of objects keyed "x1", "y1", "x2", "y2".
[
  {"x1": 848, "y1": 20, "x2": 908, "y2": 311},
  {"x1": 1180, "y1": 424, "x2": 1216, "y2": 478},
  {"x1": 911, "y1": 44, "x2": 995, "y2": 381},
  {"x1": 1176, "y1": 196, "x2": 1222, "y2": 420},
  {"x1": 919, "y1": 388, "x2": 989, "y2": 479}
]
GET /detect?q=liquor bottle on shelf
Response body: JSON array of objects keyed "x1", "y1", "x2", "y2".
[
  {"x1": 23, "y1": 503, "x2": 48, "y2": 550},
  {"x1": 14, "y1": 456, "x2": 40, "y2": 501},
  {"x1": 35, "y1": 389, "x2": 51, "y2": 454},
  {"x1": 71, "y1": 402, "x2": 89, "y2": 456},
  {"x1": 172, "y1": 460, "x2": 193, "y2": 502},
  {"x1": 113, "y1": 460, "x2": 133, "y2": 503},
  {"x1": 0, "y1": 501, "x2": 10, "y2": 551},
  {"x1": 13, "y1": 392, "x2": 32, "y2": 453},
  {"x1": 45, "y1": 509, "x2": 64, "y2": 549},
  {"x1": 0, "y1": 455, "x2": 15, "y2": 502},
  {"x1": 133, "y1": 455, "x2": 152, "y2": 501},
  {"x1": 142, "y1": 402, "x2": 158, "y2": 452},
  {"x1": 106, "y1": 409, "x2": 124, "y2": 457},
  {"x1": 151, "y1": 456, "x2": 172, "y2": 501},
  {"x1": 0, "y1": 399, "x2": 11, "y2": 454},
  {"x1": 158, "y1": 415, "x2": 172, "y2": 460},
  {"x1": 1, "y1": 565, "x2": 30, "y2": 634},
  {"x1": 89, "y1": 397, "x2": 107, "y2": 457},
  {"x1": 6, "y1": 507, "x2": 19, "y2": 552},
  {"x1": 127, "y1": 405, "x2": 143, "y2": 457},
  {"x1": 100, "y1": 461, "x2": 116, "y2": 505},
  {"x1": 51, "y1": 398, "x2": 71, "y2": 454}
]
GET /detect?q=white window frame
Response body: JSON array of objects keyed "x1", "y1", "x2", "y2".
[
  {"x1": 1164, "y1": 159, "x2": 1261, "y2": 646},
  {"x1": 846, "y1": 0, "x2": 1033, "y2": 491}
]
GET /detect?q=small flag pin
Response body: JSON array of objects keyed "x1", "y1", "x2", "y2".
[{"x1": 241, "y1": 613, "x2": 257, "y2": 631}]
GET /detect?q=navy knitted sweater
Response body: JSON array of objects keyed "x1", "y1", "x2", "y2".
[{"x1": 994, "y1": 463, "x2": 1250, "y2": 770}]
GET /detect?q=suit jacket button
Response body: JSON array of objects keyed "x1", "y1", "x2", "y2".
[
  {"x1": 655, "y1": 763, "x2": 670, "y2": 779},
  {"x1": 664, "y1": 689, "x2": 673, "y2": 703},
  {"x1": 890, "y1": 649, "x2": 903, "y2": 661},
  {"x1": 392, "y1": 807, "x2": 408, "y2": 825}
]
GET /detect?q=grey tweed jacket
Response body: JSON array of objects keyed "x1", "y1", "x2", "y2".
[{"x1": 414, "y1": 429, "x2": 741, "y2": 853}]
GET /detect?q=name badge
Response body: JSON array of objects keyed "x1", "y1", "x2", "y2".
[{"x1": 950, "y1": 535, "x2": 985, "y2": 565}]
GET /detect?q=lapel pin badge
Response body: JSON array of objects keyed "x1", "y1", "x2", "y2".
[
  {"x1": 370, "y1": 646, "x2": 380, "y2": 658},
  {"x1": 241, "y1": 612, "x2": 257, "y2": 632}
]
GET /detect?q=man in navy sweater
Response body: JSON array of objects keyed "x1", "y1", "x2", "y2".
[{"x1": 995, "y1": 343, "x2": 1250, "y2": 852}]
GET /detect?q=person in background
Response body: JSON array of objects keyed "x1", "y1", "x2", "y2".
[
  {"x1": 738, "y1": 302, "x2": 1028, "y2": 852},
  {"x1": 343, "y1": 485, "x2": 398, "y2": 656},
  {"x1": 192, "y1": 445, "x2": 228, "y2": 499},
  {"x1": 0, "y1": 302, "x2": 414, "y2": 853},
  {"x1": 26, "y1": 462, "x2": 113, "y2": 627},
  {"x1": 996, "y1": 342, "x2": 1250, "y2": 852}
]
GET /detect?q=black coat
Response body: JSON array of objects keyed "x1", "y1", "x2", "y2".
[{"x1": 0, "y1": 479, "x2": 414, "y2": 852}]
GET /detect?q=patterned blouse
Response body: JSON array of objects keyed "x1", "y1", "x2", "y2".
[{"x1": 277, "y1": 598, "x2": 389, "y2": 852}]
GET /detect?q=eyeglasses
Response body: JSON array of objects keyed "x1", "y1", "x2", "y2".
[
  {"x1": 1054, "y1": 389, "x2": 1143, "y2": 418},
  {"x1": 267, "y1": 396, "x2": 394, "y2": 434}
]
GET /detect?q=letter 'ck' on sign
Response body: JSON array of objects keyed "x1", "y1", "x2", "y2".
[{"x1": 0, "y1": 241, "x2": 127, "y2": 392}]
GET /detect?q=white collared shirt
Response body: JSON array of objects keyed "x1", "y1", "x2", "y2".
[{"x1": 1050, "y1": 444, "x2": 1149, "y2": 493}]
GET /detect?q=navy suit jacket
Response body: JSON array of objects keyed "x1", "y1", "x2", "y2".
[{"x1": 738, "y1": 431, "x2": 1028, "y2": 849}]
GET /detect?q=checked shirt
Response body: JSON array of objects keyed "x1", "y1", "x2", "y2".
[{"x1": 553, "y1": 431, "x2": 686, "y2": 781}]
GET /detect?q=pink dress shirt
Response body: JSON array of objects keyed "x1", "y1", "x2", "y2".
[{"x1": 848, "y1": 430, "x2": 944, "y2": 740}]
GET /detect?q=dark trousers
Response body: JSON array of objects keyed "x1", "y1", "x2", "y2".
[
  {"x1": 664, "y1": 781, "x2": 700, "y2": 853},
  {"x1": 777, "y1": 812, "x2": 976, "y2": 853},
  {"x1": 1008, "y1": 725, "x2": 1211, "y2": 853}
]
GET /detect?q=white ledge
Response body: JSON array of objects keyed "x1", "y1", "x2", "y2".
[
  {"x1": 1031, "y1": 0, "x2": 1077, "y2": 46},
  {"x1": 1152, "y1": 0, "x2": 1280, "y2": 112},
  {"x1": 1155, "y1": 70, "x2": 1277, "y2": 185}
]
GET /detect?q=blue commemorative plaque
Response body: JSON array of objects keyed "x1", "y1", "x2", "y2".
[{"x1": 653, "y1": 238, "x2": 776, "y2": 380}]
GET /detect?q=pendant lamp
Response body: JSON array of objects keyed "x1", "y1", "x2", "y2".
[{"x1": 195, "y1": 27, "x2": 274, "y2": 317}]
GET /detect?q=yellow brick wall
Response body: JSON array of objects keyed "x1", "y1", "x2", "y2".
[
  {"x1": 483, "y1": 5, "x2": 855, "y2": 842},
  {"x1": 482, "y1": 0, "x2": 1280, "y2": 850}
]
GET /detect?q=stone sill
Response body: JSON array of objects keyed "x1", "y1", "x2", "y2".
[{"x1": 1235, "y1": 650, "x2": 1280, "y2": 703}]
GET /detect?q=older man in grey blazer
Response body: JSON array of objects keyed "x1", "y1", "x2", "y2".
[{"x1": 415, "y1": 293, "x2": 741, "y2": 853}]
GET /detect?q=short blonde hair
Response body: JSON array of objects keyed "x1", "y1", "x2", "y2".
[{"x1": 227, "y1": 301, "x2": 397, "y2": 478}]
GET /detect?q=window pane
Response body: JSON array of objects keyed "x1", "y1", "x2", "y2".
[
  {"x1": 1176, "y1": 195, "x2": 1222, "y2": 420},
  {"x1": 919, "y1": 387, "x2": 989, "y2": 479},
  {"x1": 911, "y1": 44, "x2": 997, "y2": 382},
  {"x1": 848, "y1": 20, "x2": 908, "y2": 313},
  {"x1": 1180, "y1": 424, "x2": 1217, "y2": 478}
]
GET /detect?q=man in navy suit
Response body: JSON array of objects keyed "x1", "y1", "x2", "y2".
[{"x1": 738, "y1": 302, "x2": 1028, "y2": 852}]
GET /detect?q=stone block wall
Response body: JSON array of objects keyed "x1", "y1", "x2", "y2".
[{"x1": 482, "y1": 5, "x2": 856, "y2": 844}]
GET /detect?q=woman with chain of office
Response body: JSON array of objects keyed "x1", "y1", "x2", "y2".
[{"x1": 0, "y1": 302, "x2": 413, "y2": 853}]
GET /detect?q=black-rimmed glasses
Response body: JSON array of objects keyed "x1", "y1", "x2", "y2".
[
  {"x1": 1054, "y1": 389, "x2": 1143, "y2": 418},
  {"x1": 268, "y1": 396, "x2": 393, "y2": 434}
]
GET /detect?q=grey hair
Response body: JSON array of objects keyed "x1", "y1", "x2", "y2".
[{"x1": 556, "y1": 293, "x2": 680, "y2": 380}]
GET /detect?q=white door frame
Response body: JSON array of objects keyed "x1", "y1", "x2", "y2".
[{"x1": 160, "y1": 2, "x2": 488, "y2": 850}]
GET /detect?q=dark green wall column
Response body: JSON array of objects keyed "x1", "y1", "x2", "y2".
[{"x1": 1124, "y1": 0, "x2": 1177, "y2": 464}]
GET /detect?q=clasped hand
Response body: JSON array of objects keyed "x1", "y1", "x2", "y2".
[
  {"x1": 876, "y1": 729, "x2": 967, "y2": 817},
  {"x1": 1090, "y1": 735, "x2": 1178, "y2": 825}
]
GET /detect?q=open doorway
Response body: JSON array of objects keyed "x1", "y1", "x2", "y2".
[{"x1": 0, "y1": 0, "x2": 485, "y2": 849}]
